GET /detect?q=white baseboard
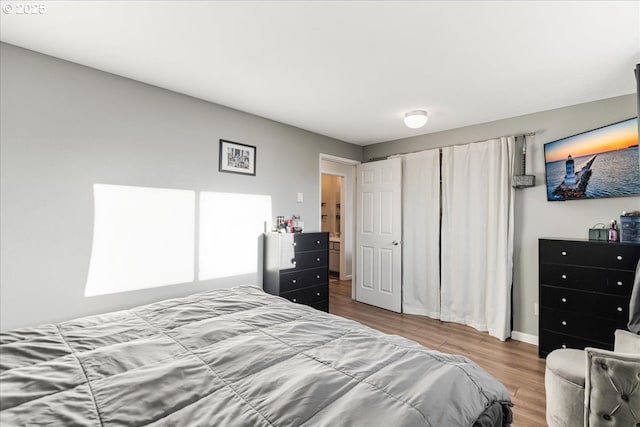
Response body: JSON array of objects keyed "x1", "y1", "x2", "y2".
[{"x1": 511, "y1": 331, "x2": 538, "y2": 346}]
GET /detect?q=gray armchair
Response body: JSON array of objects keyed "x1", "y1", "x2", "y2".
[{"x1": 545, "y1": 330, "x2": 640, "y2": 427}]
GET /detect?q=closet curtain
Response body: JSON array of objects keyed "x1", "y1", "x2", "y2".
[
  {"x1": 401, "y1": 149, "x2": 441, "y2": 318},
  {"x1": 440, "y1": 137, "x2": 515, "y2": 341}
]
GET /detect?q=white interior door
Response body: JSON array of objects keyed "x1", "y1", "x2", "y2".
[{"x1": 355, "y1": 157, "x2": 402, "y2": 312}]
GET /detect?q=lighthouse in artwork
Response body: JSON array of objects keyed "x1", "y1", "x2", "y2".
[
  {"x1": 552, "y1": 153, "x2": 597, "y2": 199},
  {"x1": 564, "y1": 154, "x2": 577, "y2": 186}
]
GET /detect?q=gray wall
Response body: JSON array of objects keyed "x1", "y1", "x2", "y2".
[
  {"x1": 364, "y1": 94, "x2": 640, "y2": 338},
  {"x1": 0, "y1": 43, "x2": 362, "y2": 330}
]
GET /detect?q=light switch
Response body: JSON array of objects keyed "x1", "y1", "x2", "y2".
[{"x1": 297, "y1": 192, "x2": 303, "y2": 203}]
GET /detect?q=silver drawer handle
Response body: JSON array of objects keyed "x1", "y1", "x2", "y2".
[
  {"x1": 617, "y1": 281, "x2": 623, "y2": 286},
  {"x1": 292, "y1": 298, "x2": 297, "y2": 302},
  {"x1": 617, "y1": 255, "x2": 623, "y2": 261},
  {"x1": 316, "y1": 240, "x2": 321, "y2": 244},
  {"x1": 561, "y1": 251, "x2": 567, "y2": 256},
  {"x1": 316, "y1": 275, "x2": 320, "y2": 279},
  {"x1": 316, "y1": 292, "x2": 321, "y2": 296},
  {"x1": 561, "y1": 274, "x2": 567, "y2": 279},
  {"x1": 292, "y1": 242, "x2": 296, "y2": 246},
  {"x1": 561, "y1": 321, "x2": 567, "y2": 326},
  {"x1": 292, "y1": 279, "x2": 297, "y2": 284},
  {"x1": 562, "y1": 344, "x2": 567, "y2": 349},
  {"x1": 561, "y1": 298, "x2": 567, "y2": 303},
  {"x1": 316, "y1": 257, "x2": 320, "y2": 262},
  {"x1": 617, "y1": 307, "x2": 623, "y2": 312}
]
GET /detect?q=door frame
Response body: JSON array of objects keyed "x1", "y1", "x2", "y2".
[{"x1": 319, "y1": 154, "x2": 359, "y2": 299}]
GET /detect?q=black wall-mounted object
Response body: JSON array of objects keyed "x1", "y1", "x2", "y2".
[
  {"x1": 512, "y1": 135, "x2": 535, "y2": 189},
  {"x1": 636, "y1": 63, "x2": 639, "y2": 132}
]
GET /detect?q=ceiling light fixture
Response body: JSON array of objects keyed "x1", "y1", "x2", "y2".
[{"x1": 403, "y1": 110, "x2": 428, "y2": 129}]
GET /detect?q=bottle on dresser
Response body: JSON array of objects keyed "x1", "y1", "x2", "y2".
[{"x1": 608, "y1": 219, "x2": 619, "y2": 242}]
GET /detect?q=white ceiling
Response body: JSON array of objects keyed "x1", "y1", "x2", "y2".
[{"x1": 1, "y1": 1, "x2": 639, "y2": 145}]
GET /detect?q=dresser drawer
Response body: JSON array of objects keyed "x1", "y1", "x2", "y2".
[
  {"x1": 293, "y1": 233, "x2": 329, "y2": 252},
  {"x1": 291, "y1": 251, "x2": 328, "y2": 270},
  {"x1": 540, "y1": 286, "x2": 628, "y2": 322},
  {"x1": 281, "y1": 284, "x2": 328, "y2": 305},
  {"x1": 539, "y1": 330, "x2": 612, "y2": 357},
  {"x1": 540, "y1": 264, "x2": 634, "y2": 296},
  {"x1": 540, "y1": 307, "x2": 626, "y2": 344},
  {"x1": 279, "y1": 268, "x2": 328, "y2": 293},
  {"x1": 540, "y1": 239, "x2": 640, "y2": 270}
]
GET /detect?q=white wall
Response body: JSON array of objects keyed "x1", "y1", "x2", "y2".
[
  {"x1": 364, "y1": 94, "x2": 640, "y2": 338},
  {"x1": 0, "y1": 43, "x2": 362, "y2": 330}
]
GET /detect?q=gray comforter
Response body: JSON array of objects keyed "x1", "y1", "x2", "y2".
[{"x1": 1, "y1": 286, "x2": 512, "y2": 426}]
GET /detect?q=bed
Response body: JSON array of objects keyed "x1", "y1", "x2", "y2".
[{"x1": 0, "y1": 286, "x2": 512, "y2": 426}]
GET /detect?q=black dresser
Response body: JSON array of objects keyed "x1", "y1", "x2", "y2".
[
  {"x1": 538, "y1": 238, "x2": 640, "y2": 357},
  {"x1": 263, "y1": 232, "x2": 329, "y2": 312}
]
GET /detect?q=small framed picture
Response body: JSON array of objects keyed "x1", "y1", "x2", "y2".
[{"x1": 219, "y1": 139, "x2": 256, "y2": 176}]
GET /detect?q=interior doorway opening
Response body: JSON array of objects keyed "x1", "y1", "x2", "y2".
[
  {"x1": 321, "y1": 174, "x2": 343, "y2": 278},
  {"x1": 319, "y1": 154, "x2": 358, "y2": 298}
]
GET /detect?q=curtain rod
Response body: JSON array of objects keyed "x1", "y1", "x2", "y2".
[{"x1": 367, "y1": 132, "x2": 537, "y2": 162}]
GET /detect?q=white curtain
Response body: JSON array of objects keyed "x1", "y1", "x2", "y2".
[
  {"x1": 401, "y1": 149, "x2": 441, "y2": 318},
  {"x1": 440, "y1": 137, "x2": 515, "y2": 341}
]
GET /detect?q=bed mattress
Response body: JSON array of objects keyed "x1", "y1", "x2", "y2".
[{"x1": 1, "y1": 286, "x2": 512, "y2": 426}]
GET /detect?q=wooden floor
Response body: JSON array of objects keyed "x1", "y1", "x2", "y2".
[{"x1": 329, "y1": 278, "x2": 547, "y2": 426}]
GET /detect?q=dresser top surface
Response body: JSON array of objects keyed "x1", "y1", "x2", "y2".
[
  {"x1": 265, "y1": 231, "x2": 328, "y2": 237},
  {"x1": 539, "y1": 237, "x2": 640, "y2": 247}
]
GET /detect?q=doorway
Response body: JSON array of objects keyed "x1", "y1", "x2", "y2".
[
  {"x1": 321, "y1": 174, "x2": 343, "y2": 278},
  {"x1": 319, "y1": 154, "x2": 358, "y2": 298}
]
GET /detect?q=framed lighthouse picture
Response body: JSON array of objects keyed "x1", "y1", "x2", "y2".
[{"x1": 543, "y1": 117, "x2": 640, "y2": 201}]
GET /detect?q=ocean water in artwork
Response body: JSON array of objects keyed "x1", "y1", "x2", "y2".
[{"x1": 545, "y1": 146, "x2": 640, "y2": 200}]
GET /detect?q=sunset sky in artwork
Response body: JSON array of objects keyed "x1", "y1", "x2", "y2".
[{"x1": 544, "y1": 118, "x2": 638, "y2": 163}]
